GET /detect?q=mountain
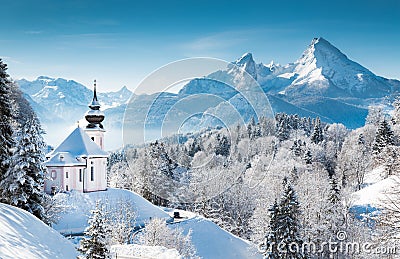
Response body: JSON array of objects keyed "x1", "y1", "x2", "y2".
[
  {"x1": 192, "y1": 37, "x2": 399, "y2": 129},
  {"x1": 285, "y1": 37, "x2": 398, "y2": 99},
  {"x1": 16, "y1": 76, "x2": 132, "y2": 149},
  {"x1": 17, "y1": 38, "x2": 400, "y2": 147}
]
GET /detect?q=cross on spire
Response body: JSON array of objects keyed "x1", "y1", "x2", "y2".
[{"x1": 93, "y1": 79, "x2": 98, "y2": 102}]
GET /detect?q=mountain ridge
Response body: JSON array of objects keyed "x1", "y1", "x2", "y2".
[{"x1": 17, "y1": 37, "x2": 400, "y2": 148}]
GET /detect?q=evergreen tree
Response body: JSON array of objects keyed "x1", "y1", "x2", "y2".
[
  {"x1": 311, "y1": 117, "x2": 323, "y2": 144},
  {"x1": 215, "y1": 133, "x2": 230, "y2": 157},
  {"x1": 79, "y1": 201, "x2": 110, "y2": 259},
  {"x1": 275, "y1": 178, "x2": 305, "y2": 259},
  {"x1": 263, "y1": 178, "x2": 305, "y2": 258},
  {"x1": 0, "y1": 117, "x2": 47, "y2": 221},
  {"x1": 275, "y1": 113, "x2": 290, "y2": 141},
  {"x1": 303, "y1": 149, "x2": 312, "y2": 165},
  {"x1": 0, "y1": 59, "x2": 15, "y2": 190},
  {"x1": 392, "y1": 97, "x2": 400, "y2": 125},
  {"x1": 263, "y1": 199, "x2": 280, "y2": 259},
  {"x1": 372, "y1": 119, "x2": 394, "y2": 156}
]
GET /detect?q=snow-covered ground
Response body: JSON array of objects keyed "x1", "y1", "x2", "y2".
[
  {"x1": 169, "y1": 217, "x2": 261, "y2": 259},
  {"x1": 0, "y1": 203, "x2": 77, "y2": 259},
  {"x1": 163, "y1": 207, "x2": 261, "y2": 258},
  {"x1": 53, "y1": 188, "x2": 261, "y2": 258},
  {"x1": 352, "y1": 166, "x2": 399, "y2": 206},
  {"x1": 54, "y1": 188, "x2": 172, "y2": 235}
]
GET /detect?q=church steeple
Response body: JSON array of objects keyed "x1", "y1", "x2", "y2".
[
  {"x1": 85, "y1": 79, "x2": 105, "y2": 129},
  {"x1": 89, "y1": 79, "x2": 101, "y2": 110}
]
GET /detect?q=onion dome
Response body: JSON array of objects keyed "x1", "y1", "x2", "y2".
[{"x1": 85, "y1": 80, "x2": 105, "y2": 129}]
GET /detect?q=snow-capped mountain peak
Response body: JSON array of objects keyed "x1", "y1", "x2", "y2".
[
  {"x1": 233, "y1": 52, "x2": 257, "y2": 80},
  {"x1": 288, "y1": 37, "x2": 391, "y2": 97}
]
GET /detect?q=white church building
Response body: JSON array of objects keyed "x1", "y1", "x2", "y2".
[{"x1": 44, "y1": 80, "x2": 108, "y2": 194}]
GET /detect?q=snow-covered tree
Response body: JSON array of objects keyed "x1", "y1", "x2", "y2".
[
  {"x1": 0, "y1": 59, "x2": 15, "y2": 191},
  {"x1": 79, "y1": 201, "x2": 110, "y2": 259},
  {"x1": 139, "y1": 218, "x2": 197, "y2": 258},
  {"x1": 43, "y1": 192, "x2": 74, "y2": 226},
  {"x1": 0, "y1": 117, "x2": 46, "y2": 221},
  {"x1": 337, "y1": 132, "x2": 371, "y2": 190},
  {"x1": 311, "y1": 117, "x2": 323, "y2": 144},
  {"x1": 261, "y1": 200, "x2": 280, "y2": 258},
  {"x1": 373, "y1": 119, "x2": 394, "y2": 156},
  {"x1": 365, "y1": 105, "x2": 384, "y2": 126},
  {"x1": 262, "y1": 178, "x2": 305, "y2": 258},
  {"x1": 103, "y1": 198, "x2": 137, "y2": 245}
]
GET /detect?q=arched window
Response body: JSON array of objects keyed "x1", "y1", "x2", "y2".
[
  {"x1": 51, "y1": 170, "x2": 57, "y2": 179},
  {"x1": 66, "y1": 172, "x2": 69, "y2": 178},
  {"x1": 79, "y1": 169, "x2": 82, "y2": 182},
  {"x1": 66, "y1": 185, "x2": 69, "y2": 191}
]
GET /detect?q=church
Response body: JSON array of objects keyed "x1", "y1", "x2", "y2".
[{"x1": 43, "y1": 80, "x2": 108, "y2": 194}]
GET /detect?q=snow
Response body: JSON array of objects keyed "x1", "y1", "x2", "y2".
[
  {"x1": 54, "y1": 188, "x2": 173, "y2": 235},
  {"x1": 111, "y1": 244, "x2": 181, "y2": 259},
  {"x1": 0, "y1": 203, "x2": 77, "y2": 259},
  {"x1": 277, "y1": 72, "x2": 296, "y2": 79},
  {"x1": 352, "y1": 173, "x2": 399, "y2": 207},
  {"x1": 169, "y1": 216, "x2": 262, "y2": 259},
  {"x1": 45, "y1": 151, "x2": 86, "y2": 166}
]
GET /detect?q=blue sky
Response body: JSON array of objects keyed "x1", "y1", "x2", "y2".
[{"x1": 1, "y1": 0, "x2": 399, "y2": 91}]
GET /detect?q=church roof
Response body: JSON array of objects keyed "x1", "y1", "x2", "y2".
[
  {"x1": 45, "y1": 152, "x2": 86, "y2": 167},
  {"x1": 45, "y1": 127, "x2": 108, "y2": 166}
]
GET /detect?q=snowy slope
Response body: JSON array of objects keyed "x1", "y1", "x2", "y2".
[
  {"x1": 0, "y1": 203, "x2": 77, "y2": 259},
  {"x1": 170, "y1": 217, "x2": 261, "y2": 259},
  {"x1": 54, "y1": 188, "x2": 172, "y2": 235},
  {"x1": 352, "y1": 167, "x2": 399, "y2": 206}
]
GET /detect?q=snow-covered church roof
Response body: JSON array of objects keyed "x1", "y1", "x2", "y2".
[{"x1": 45, "y1": 127, "x2": 108, "y2": 167}]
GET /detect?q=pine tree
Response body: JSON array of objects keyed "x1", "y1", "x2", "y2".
[
  {"x1": 263, "y1": 179, "x2": 305, "y2": 258},
  {"x1": 311, "y1": 117, "x2": 323, "y2": 144},
  {"x1": 215, "y1": 133, "x2": 230, "y2": 157},
  {"x1": 263, "y1": 199, "x2": 280, "y2": 258},
  {"x1": 79, "y1": 201, "x2": 110, "y2": 259},
  {"x1": 372, "y1": 119, "x2": 394, "y2": 156},
  {"x1": 275, "y1": 178, "x2": 305, "y2": 259},
  {"x1": 0, "y1": 59, "x2": 15, "y2": 191},
  {"x1": 0, "y1": 117, "x2": 47, "y2": 221},
  {"x1": 303, "y1": 149, "x2": 312, "y2": 165}
]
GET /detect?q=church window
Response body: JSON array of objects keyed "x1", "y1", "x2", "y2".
[
  {"x1": 66, "y1": 185, "x2": 69, "y2": 191},
  {"x1": 66, "y1": 172, "x2": 69, "y2": 178},
  {"x1": 91, "y1": 166, "x2": 94, "y2": 181},
  {"x1": 79, "y1": 169, "x2": 82, "y2": 182},
  {"x1": 51, "y1": 170, "x2": 57, "y2": 179}
]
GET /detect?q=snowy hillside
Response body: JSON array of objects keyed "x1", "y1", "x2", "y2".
[
  {"x1": 54, "y1": 188, "x2": 172, "y2": 235},
  {"x1": 170, "y1": 217, "x2": 261, "y2": 259},
  {"x1": 0, "y1": 203, "x2": 77, "y2": 259},
  {"x1": 352, "y1": 166, "x2": 399, "y2": 207}
]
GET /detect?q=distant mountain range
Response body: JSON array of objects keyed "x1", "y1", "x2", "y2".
[{"x1": 17, "y1": 37, "x2": 400, "y2": 149}]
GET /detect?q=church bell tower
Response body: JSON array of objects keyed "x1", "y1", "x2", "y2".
[{"x1": 84, "y1": 80, "x2": 105, "y2": 149}]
